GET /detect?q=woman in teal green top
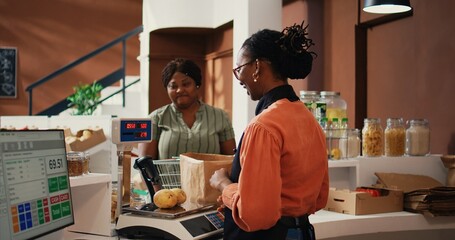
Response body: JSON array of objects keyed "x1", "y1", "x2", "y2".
[{"x1": 138, "y1": 58, "x2": 236, "y2": 160}]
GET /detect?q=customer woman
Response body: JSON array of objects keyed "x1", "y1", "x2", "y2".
[
  {"x1": 210, "y1": 22, "x2": 329, "y2": 240},
  {"x1": 138, "y1": 58, "x2": 236, "y2": 160}
]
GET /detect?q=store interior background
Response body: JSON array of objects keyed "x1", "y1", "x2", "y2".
[{"x1": 1, "y1": 0, "x2": 454, "y2": 155}]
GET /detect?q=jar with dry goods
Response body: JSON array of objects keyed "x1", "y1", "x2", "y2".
[
  {"x1": 67, "y1": 151, "x2": 85, "y2": 177},
  {"x1": 362, "y1": 118, "x2": 383, "y2": 157},
  {"x1": 384, "y1": 118, "x2": 406, "y2": 156},
  {"x1": 83, "y1": 151, "x2": 90, "y2": 174},
  {"x1": 406, "y1": 119, "x2": 430, "y2": 156},
  {"x1": 339, "y1": 128, "x2": 361, "y2": 158}
]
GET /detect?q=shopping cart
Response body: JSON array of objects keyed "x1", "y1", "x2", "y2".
[{"x1": 152, "y1": 158, "x2": 181, "y2": 189}]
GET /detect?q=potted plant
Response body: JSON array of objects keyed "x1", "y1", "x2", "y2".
[{"x1": 67, "y1": 81, "x2": 103, "y2": 115}]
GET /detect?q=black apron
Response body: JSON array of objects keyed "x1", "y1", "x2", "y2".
[{"x1": 223, "y1": 85, "x2": 316, "y2": 240}]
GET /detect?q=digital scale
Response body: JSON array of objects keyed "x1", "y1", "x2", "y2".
[
  {"x1": 116, "y1": 203, "x2": 224, "y2": 240},
  {"x1": 111, "y1": 118, "x2": 224, "y2": 240}
]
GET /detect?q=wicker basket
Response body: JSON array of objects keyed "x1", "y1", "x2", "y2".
[
  {"x1": 152, "y1": 159, "x2": 180, "y2": 189},
  {"x1": 441, "y1": 155, "x2": 455, "y2": 168},
  {"x1": 441, "y1": 155, "x2": 455, "y2": 187}
]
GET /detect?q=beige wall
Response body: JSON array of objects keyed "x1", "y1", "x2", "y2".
[{"x1": 0, "y1": 0, "x2": 141, "y2": 115}]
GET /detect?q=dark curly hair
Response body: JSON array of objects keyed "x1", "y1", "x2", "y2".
[
  {"x1": 161, "y1": 58, "x2": 202, "y2": 88},
  {"x1": 241, "y1": 21, "x2": 316, "y2": 80}
]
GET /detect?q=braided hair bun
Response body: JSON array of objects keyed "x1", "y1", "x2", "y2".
[
  {"x1": 241, "y1": 21, "x2": 316, "y2": 80},
  {"x1": 276, "y1": 21, "x2": 316, "y2": 79}
]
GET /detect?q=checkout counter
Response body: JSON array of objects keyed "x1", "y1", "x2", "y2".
[
  {"x1": 62, "y1": 152, "x2": 455, "y2": 239},
  {"x1": 64, "y1": 151, "x2": 455, "y2": 239}
]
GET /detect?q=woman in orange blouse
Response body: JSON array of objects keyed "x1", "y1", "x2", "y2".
[{"x1": 210, "y1": 22, "x2": 329, "y2": 240}]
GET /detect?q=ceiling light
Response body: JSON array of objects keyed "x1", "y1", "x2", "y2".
[{"x1": 363, "y1": 0, "x2": 412, "y2": 14}]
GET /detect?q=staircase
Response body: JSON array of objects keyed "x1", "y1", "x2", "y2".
[
  {"x1": 25, "y1": 26, "x2": 144, "y2": 117},
  {"x1": 57, "y1": 75, "x2": 143, "y2": 117},
  {"x1": 98, "y1": 75, "x2": 144, "y2": 117}
]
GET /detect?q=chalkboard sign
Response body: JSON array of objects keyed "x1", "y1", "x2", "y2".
[{"x1": 0, "y1": 47, "x2": 17, "y2": 98}]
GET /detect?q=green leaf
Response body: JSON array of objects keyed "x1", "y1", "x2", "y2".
[{"x1": 67, "y1": 81, "x2": 103, "y2": 115}]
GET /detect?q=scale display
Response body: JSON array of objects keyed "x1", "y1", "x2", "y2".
[
  {"x1": 180, "y1": 211, "x2": 224, "y2": 237},
  {"x1": 0, "y1": 130, "x2": 74, "y2": 240},
  {"x1": 111, "y1": 118, "x2": 152, "y2": 144}
]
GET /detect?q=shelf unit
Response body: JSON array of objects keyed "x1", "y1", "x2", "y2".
[
  {"x1": 65, "y1": 128, "x2": 117, "y2": 237},
  {"x1": 327, "y1": 155, "x2": 448, "y2": 189},
  {"x1": 328, "y1": 159, "x2": 359, "y2": 190},
  {"x1": 321, "y1": 155, "x2": 453, "y2": 240},
  {"x1": 67, "y1": 173, "x2": 114, "y2": 237}
]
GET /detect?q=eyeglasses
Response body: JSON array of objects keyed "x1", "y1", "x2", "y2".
[{"x1": 232, "y1": 59, "x2": 255, "y2": 80}]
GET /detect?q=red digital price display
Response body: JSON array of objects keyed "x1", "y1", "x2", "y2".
[
  {"x1": 119, "y1": 119, "x2": 152, "y2": 142},
  {"x1": 135, "y1": 132, "x2": 148, "y2": 138},
  {"x1": 126, "y1": 122, "x2": 148, "y2": 129}
]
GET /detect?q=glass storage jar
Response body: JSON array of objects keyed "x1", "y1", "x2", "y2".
[
  {"x1": 362, "y1": 118, "x2": 383, "y2": 157},
  {"x1": 83, "y1": 151, "x2": 90, "y2": 174},
  {"x1": 384, "y1": 118, "x2": 406, "y2": 156},
  {"x1": 339, "y1": 128, "x2": 361, "y2": 158},
  {"x1": 406, "y1": 119, "x2": 430, "y2": 156},
  {"x1": 300, "y1": 90, "x2": 326, "y2": 121},
  {"x1": 300, "y1": 90, "x2": 318, "y2": 107},
  {"x1": 67, "y1": 151, "x2": 85, "y2": 177},
  {"x1": 320, "y1": 91, "x2": 347, "y2": 122}
]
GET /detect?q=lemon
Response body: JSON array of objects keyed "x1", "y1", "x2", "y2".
[{"x1": 331, "y1": 148, "x2": 341, "y2": 160}]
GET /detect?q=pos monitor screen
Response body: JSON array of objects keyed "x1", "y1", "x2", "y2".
[{"x1": 0, "y1": 130, "x2": 74, "y2": 240}]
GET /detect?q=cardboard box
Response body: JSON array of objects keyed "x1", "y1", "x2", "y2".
[
  {"x1": 373, "y1": 172, "x2": 455, "y2": 216},
  {"x1": 62, "y1": 128, "x2": 73, "y2": 138},
  {"x1": 66, "y1": 128, "x2": 106, "y2": 152},
  {"x1": 325, "y1": 187, "x2": 404, "y2": 215},
  {"x1": 374, "y1": 172, "x2": 443, "y2": 193}
]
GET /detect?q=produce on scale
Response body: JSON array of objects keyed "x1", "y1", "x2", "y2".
[
  {"x1": 171, "y1": 188, "x2": 187, "y2": 205},
  {"x1": 153, "y1": 188, "x2": 187, "y2": 209}
]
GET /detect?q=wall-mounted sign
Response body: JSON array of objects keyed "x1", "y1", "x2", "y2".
[{"x1": 0, "y1": 47, "x2": 17, "y2": 98}]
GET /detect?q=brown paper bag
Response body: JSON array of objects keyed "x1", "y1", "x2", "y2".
[{"x1": 179, "y1": 152, "x2": 234, "y2": 205}]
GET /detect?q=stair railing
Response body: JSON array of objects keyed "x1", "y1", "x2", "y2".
[{"x1": 25, "y1": 25, "x2": 143, "y2": 115}]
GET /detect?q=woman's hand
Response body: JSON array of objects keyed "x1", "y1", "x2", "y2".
[
  {"x1": 216, "y1": 195, "x2": 225, "y2": 213},
  {"x1": 210, "y1": 168, "x2": 232, "y2": 192}
]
